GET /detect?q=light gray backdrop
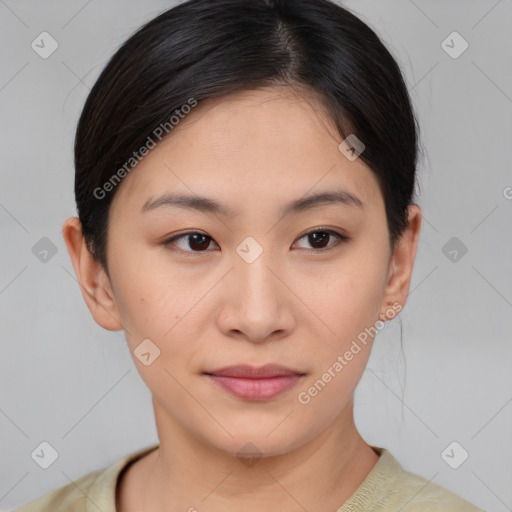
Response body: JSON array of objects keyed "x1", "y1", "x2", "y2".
[{"x1": 1, "y1": 1, "x2": 511, "y2": 510}]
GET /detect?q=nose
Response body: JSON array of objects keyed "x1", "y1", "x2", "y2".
[{"x1": 215, "y1": 249, "x2": 296, "y2": 343}]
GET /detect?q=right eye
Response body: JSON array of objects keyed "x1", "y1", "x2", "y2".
[{"x1": 162, "y1": 231, "x2": 220, "y2": 254}]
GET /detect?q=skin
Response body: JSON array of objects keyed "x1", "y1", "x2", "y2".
[{"x1": 62, "y1": 86, "x2": 421, "y2": 512}]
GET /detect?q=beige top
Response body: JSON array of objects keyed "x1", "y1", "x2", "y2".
[{"x1": 13, "y1": 444, "x2": 485, "y2": 511}]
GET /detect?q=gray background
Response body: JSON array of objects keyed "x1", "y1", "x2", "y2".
[{"x1": 1, "y1": 1, "x2": 511, "y2": 510}]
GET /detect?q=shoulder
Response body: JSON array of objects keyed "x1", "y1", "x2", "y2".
[
  {"x1": 385, "y1": 461, "x2": 485, "y2": 512},
  {"x1": 11, "y1": 444, "x2": 159, "y2": 512},
  {"x1": 339, "y1": 447, "x2": 486, "y2": 512},
  {"x1": 10, "y1": 466, "x2": 105, "y2": 512}
]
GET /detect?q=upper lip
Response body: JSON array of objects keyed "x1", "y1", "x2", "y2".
[{"x1": 204, "y1": 364, "x2": 305, "y2": 378}]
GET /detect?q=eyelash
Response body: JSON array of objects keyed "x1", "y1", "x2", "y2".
[{"x1": 162, "y1": 228, "x2": 350, "y2": 255}]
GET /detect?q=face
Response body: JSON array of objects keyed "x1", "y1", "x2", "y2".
[{"x1": 80, "y1": 87, "x2": 413, "y2": 458}]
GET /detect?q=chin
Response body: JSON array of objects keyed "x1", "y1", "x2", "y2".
[{"x1": 202, "y1": 424, "x2": 312, "y2": 462}]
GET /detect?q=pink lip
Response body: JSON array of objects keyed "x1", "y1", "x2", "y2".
[{"x1": 204, "y1": 364, "x2": 306, "y2": 401}]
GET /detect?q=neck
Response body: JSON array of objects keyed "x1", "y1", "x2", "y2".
[{"x1": 117, "y1": 397, "x2": 379, "y2": 512}]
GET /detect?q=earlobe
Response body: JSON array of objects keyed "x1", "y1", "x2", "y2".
[
  {"x1": 61, "y1": 216, "x2": 124, "y2": 331},
  {"x1": 379, "y1": 204, "x2": 422, "y2": 320}
]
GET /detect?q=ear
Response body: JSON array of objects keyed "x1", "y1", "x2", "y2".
[
  {"x1": 379, "y1": 204, "x2": 422, "y2": 321},
  {"x1": 62, "y1": 216, "x2": 123, "y2": 331}
]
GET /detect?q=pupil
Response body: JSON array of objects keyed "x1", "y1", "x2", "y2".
[
  {"x1": 190, "y1": 234, "x2": 209, "y2": 251},
  {"x1": 309, "y1": 231, "x2": 329, "y2": 249}
]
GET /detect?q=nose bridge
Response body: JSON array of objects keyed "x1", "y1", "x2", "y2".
[
  {"x1": 234, "y1": 242, "x2": 281, "y2": 310},
  {"x1": 217, "y1": 240, "x2": 294, "y2": 341}
]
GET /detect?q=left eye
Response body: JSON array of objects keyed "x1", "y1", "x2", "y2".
[{"x1": 294, "y1": 229, "x2": 349, "y2": 251}]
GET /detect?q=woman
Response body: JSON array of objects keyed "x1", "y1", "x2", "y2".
[{"x1": 15, "y1": 0, "x2": 484, "y2": 510}]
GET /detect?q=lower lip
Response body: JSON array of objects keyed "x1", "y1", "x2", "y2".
[{"x1": 206, "y1": 374, "x2": 304, "y2": 400}]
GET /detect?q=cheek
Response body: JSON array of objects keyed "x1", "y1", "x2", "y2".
[
  {"x1": 107, "y1": 259, "x2": 173, "y2": 355},
  {"x1": 117, "y1": 283, "x2": 193, "y2": 352},
  {"x1": 294, "y1": 249, "x2": 388, "y2": 410},
  {"x1": 294, "y1": 261, "x2": 386, "y2": 415},
  {"x1": 110, "y1": 253, "x2": 211, "y2": 377},
  {"x1": 306, "y1": 253, "x2": 388, "y2": 344},
  {"x1": 107, "y1": 234, "x2": 187, "y2": 336},
  {"x1": 111, "y1": 274, "x2": 201, "y2": 399}
]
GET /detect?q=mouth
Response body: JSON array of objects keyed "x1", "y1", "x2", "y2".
[{"x1": 203, "y1": 364, "x2": 306, "y2": 401}]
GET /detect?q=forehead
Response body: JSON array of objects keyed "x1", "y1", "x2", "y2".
[{"x1": 110, "y1": 87, "x2": 383, "y2": 216}]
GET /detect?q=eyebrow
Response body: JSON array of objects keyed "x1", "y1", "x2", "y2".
[{"x1": 141, "y1": 189, "x2": 363, "y2": 217}]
